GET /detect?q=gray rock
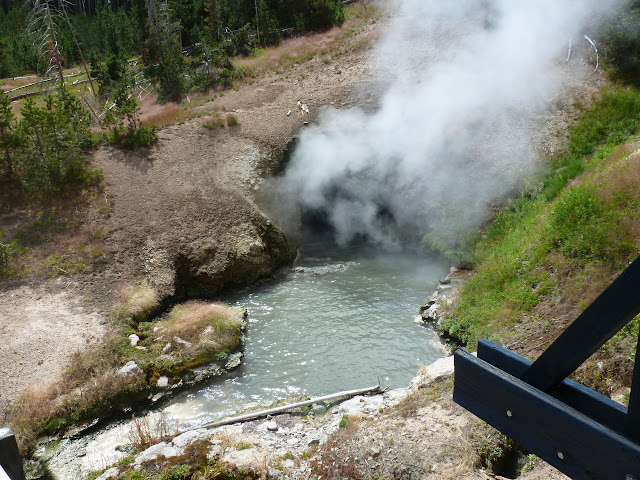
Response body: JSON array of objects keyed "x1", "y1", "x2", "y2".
[
  {"x1": 225, "y1": 352, "x2": 243, "y2": 370},
  {"x1": 128, "y1": 334, "x2": 140, "y2": 346},
  {"x1": 173, "y1": 219, "x2": 296, "y2": 299},
  {"x1": 94, "y1": 467, "x2": 120, "y2": 480},
  {"x1": 173, "y1": 336, "x2": 193, "y2": 348},
  {"x1": 118, "y1": 361, "x2": 142, "y2": 377},
  {"x1": 419, "y1": 300, "x2": 435, "y2": 314},
  {"x1": 221, "y1": 448, "x2": 268, "y2": 473},
  {"x1": 203, "y1": 325, "x2": 214, "y2": 335},
  {"x1": 156, "y1": 376, "x2": 169, "y2": 388},
  {"x1": 172, "y1": 429, "x2": 212, "y2": 449},
  {"x1": 265, "y1": 421, "x2": 278, "y2": 432},
  {"x1": 206, "y1": 441, "x2": 224, "y2": 461},
  {"x1": 132, "y1": 442, "x2": 182, "y2": 468}
]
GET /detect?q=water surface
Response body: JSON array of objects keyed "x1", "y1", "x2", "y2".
[{"x1": 165, "y1": 253, "x2": 450, "y2": 426}]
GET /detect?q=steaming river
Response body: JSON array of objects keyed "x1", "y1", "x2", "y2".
[{"x1": 164, "y1": 253, "x2": 450, "y2": 427}]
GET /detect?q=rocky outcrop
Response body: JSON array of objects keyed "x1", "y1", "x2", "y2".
[
  {"x1": 175, "y1": 214, "x2": 297, "y2": 299},
  {"x1": 142, "y1": 211, "x2": 297, "y2": 301},
  {"x1": 418, "y1": 268, "x2": 471, "y2": 341},
  {"x1": 148, "y1": 308, "x2": 249, "y2": 404}
]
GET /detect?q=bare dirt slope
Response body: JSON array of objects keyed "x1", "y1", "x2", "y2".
[{"x1": 0, "y1": 16, "x2": 375, "y2": 419}]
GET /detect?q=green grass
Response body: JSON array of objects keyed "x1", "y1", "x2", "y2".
[
  {"x1": 339, "y1": 414, "x2": 349, "y2": 428},
  {"x1": 226, "y1": 114, "x2": 239, "y2": 126},
  {"x1": 441, "y1": 85, "x2": 640, "y2": 348}
]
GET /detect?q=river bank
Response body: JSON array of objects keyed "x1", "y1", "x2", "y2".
[
  {"x1": 26, "y1": 260, "x2": 573, "y2": 480},
  {"x1": 0, "y1": 2, "x2": 381, "y2": 423},
  {"x1": 25, "y1": 252, "x2": 450, "y2": 478},
  {"x1": 46, "y1": 353, "x2": 567, "y2": 480}
]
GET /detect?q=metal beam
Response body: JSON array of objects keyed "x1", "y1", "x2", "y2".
[
  {"x1": 454, "y1": 349, "x2": 640, "y2": 480},
  {"x1": 477, "y1": 339, "x2": 630, "y2": 440},
  {"x1": 0, "y1": 428, "x2": 25, "y2": 480},
  {"x1": 521, "y1": 256, "x2": 640, "y2": 391}
]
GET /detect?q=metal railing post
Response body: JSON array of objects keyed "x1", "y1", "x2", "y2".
[{"x1": 0, "y1": 427, "x2": 25, "y2": 480}]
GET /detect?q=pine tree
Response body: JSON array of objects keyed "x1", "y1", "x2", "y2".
[
  {"x1": 145, "y1": 0, "x2": 186, "y2": 101},
  {"x1": 17, "y1": 88, "x2": 93, "y2": 192},
  {"x1": 0, "y1": 89, "x2": 19, "y2": 178}
]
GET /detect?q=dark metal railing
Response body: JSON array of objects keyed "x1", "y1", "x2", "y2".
[
  {"x1": 454, "y1": 255, "x2": 640, "y2": 479},
  {"x1": 0, "y1": 428, "x2": 25, "y2": 480}
]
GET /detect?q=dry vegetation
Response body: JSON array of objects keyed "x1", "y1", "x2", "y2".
[
  {"x1": 235, "y1": 4, "x2": 383, "y2": 78},
  {"x1": 162, "y1": 301, "x2": 235, "y2": 341},
  {"x1": 118, "y1": 282, "x2": 161, "y2": 324},
  {"x1": 155, "y1": 300, "x2": 244, "y2": 365},
  {"x1": 128, "y1": 413, "x2": 179, "y2": 450},
  {"x1": 140, "y1": 102, "x2": 188, "y2": 128},
  {"x1": 7, "y1": 336, "x2": 145, "y2": 452},
  {"x1": 6, "y1": 295, "x2": 244, "y2": 454},
  {"x1": 308, "y1": 376, "x2": 527, "y2": 480}
]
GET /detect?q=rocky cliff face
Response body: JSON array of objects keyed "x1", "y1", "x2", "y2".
[{"x1": 172, "y1": 214, "x2": 297, "y2": 299}]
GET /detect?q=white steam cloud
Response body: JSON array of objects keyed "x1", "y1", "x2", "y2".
[{"x1": 276, "y1": 0, "x2": 621, "y2": 250}]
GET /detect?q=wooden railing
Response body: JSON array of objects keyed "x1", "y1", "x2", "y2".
[
  {"x1": 0, "y1": 428, "x2": 25, "y2": 480},
  {"x1": 454, "y1": 255, "x2": 640, "y2": 479}
]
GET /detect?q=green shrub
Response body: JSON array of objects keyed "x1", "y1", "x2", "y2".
[
  {"x1": 542, "y1": 86, "x2": 640, "y2": 201},
  {"x1": 103, "y1": 79, "x2": 158, "y2": 150},
  {"x1": 339, "y1": 414, "x2": 349, "y2": 428},
  {"x1": 603, "y1": 7, "x2": 640, "y2": 86},
  {"x1": 122, "y1": 126, "x2": 158, "y2": 149},
  {"x1": 301, "y1": 0, "x2": 345, "y2": 30},
  {"x1": 232, "y1": 24, "x2": 253, "y2": 57},
  {"x1": 567, "y1": 86, "x2": 640, "y2": 159},
  {"x1": 16, "y1": 89, "x2": 98, "y2": 192},
  {"x1": 0, "y1": 231, "x2": 26, "y2": 277}
]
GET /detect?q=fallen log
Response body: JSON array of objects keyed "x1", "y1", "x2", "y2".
[
  {"x1": 5, "y1": 72, "x2": 83, "y2": 94},
  {"x1": 9, "y1": 79, "x2": 93, "y2": 102},
  {"x1": 180, "y1": 382, "x2": 382, "y2": 434}
]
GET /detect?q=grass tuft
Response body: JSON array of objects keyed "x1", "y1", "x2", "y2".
[
  {"x1": 226, "y1": 114, "x2": 239, "y2": 126},
  {"x1": 119, "y1": 282, "x2": 161, "y2": 324}
]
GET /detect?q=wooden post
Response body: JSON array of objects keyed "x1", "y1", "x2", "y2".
[
  {"x1": 0, "y1": 428, "x2": 25, "y2": 480},
  {"x1": 521, "y1": 256, "x2": 640, "y2": 391}
]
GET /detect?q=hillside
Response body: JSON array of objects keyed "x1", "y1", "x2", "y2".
[
  {"x1": 0, "y1": 4, "x2": 380, "y2": 419},
  {"x1": 438, "y1": 85, "x2": 640, "y2": 399},
  {"x1": 2, "y1": 1, "x2": 640, "y2": 479}
]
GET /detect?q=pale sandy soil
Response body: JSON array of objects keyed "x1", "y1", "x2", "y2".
[{"x1": 0, "y1": 281, "x2": 106, "y2": 416}]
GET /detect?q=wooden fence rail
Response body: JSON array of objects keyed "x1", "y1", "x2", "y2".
[{"x1": 454, "y1": 255, "x2": 640, "y2": 479}]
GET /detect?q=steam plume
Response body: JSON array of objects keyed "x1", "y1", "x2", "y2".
[{"x1": 276, "y1": 0, "x2": 621, "y2": 251}]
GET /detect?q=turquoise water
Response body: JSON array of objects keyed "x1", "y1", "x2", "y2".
[{"x1": 164, "y1": 253, "x2": 450, "y2": 426}]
